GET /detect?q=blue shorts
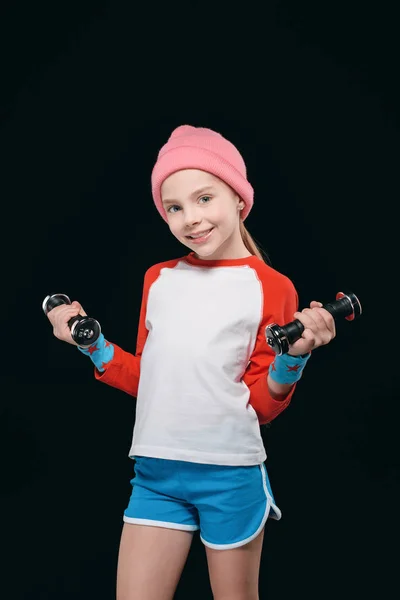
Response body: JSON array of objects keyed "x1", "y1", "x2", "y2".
[{"x1": 123, "y1": 457, "x2": 281, "y2": 550}]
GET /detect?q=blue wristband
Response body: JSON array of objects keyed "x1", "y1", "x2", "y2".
[
  {"x1": 77, "y1": 333, "x2": 114, "y2": 372},
  {"x1": 268, "y1": 352, "x2": 311, "y2": 385}
]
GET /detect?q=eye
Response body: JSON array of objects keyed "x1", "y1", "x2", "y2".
[
  {"x1": 199, "y1": 195, "x2": 211, "y2": 204},
  {"x1": 166, "y1": 205, "x2": 180, "y2": 214}
]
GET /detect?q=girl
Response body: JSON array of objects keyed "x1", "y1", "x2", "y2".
[{"x1": 47, "y1": 125, "x2": 336, "y2": 600}]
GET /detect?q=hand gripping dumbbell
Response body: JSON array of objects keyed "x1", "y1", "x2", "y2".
[
  {"x1": 266, "y1": 291, "x2": 362, "y2": 355},
  {"x1": 42, "y1": 293, "x2": 101, "y2": 348}
]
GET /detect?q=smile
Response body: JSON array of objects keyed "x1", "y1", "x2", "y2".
[{"x1": 186, "y1": 228, "x2": 214, "y2": 243}]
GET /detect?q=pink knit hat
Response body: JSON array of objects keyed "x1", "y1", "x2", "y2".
[{"x1": 151, "y1": 125, "x2": 254, "y2": 222}]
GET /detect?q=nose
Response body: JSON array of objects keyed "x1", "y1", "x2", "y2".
[{"x1": 183, "y1": 206, "x2": 201, "y2": 228}]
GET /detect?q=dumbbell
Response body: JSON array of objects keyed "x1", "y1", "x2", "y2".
[
  {"x1": 42, "y1": 293, "x2": 101, "y2": 348},
  {"x1": 266, "y1": 291, "x2": 362, "y2": 355}
]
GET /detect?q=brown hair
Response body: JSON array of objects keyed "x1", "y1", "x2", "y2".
[{"x1": 239, "y1": 219, "x2": 270, "y2": 264}]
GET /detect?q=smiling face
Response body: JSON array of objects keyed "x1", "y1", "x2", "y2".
[{"x1": 161, "y1": 169, "x2": 250, "y2": 260}]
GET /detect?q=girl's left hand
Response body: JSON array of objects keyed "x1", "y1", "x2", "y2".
[{"x1": 287, "y1": 301, "x2": 336, "y2": 357}]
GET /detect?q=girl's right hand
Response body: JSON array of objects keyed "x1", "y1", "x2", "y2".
[{"x1": 46, "y1": 301, "x2": 87, "y2": 345}]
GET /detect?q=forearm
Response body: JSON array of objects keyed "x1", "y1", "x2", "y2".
[{"x1": 77, "y1": 334, "x2": 141, "y2": 397}]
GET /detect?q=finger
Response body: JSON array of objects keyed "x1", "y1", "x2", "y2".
[
  {"x1": 310, "y1": 301, "x2": 323, "y2": 308},
  {"x1": 46, "y1": 305, "x2": 69, "y2": 325},
  {"x1": 294, "y1": 309, "x2": 324, "y2": 333},
  {"x1": 53, "y1": 310, "x2": 78, "y2": 331},
  {"x1": 71, "y1": 301, "x2": 87, "y2": 317},
  {"x1": 300, "y1": 326, "x2": 332, "y2": 349},
  {"x1": 300, "y1": 327, "x2": 317, "y2": 349},
  {"x1": 50, "y1": 306, "x2": 81, "y2": 327},
  {"x1": 307, "y1": 308, "x2": 332, "y2": 333},
  {"x1": 49, "y1": 303, "x2": 79, "y2": 316},
  {"x1": 295, "y1": 312, "x2": 331, "y2": 348},
  {"x1": 296, "y1": 307, "x2": 336, "y2": 338},
  {"x1": 308, "y1": 302, "x2": 336, "y2": 335},
  {"x1": 297, "y1": 318, "x2": 333, "y2": 348},
  {"x1": 311, "y1": 307, "x2": 336, "y2": 337}
]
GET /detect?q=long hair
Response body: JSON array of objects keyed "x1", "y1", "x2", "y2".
[
  {"x1": 239, "y1": 219, "x2": 270, "y2": 265},
  {"x1": 239, "y1": 218, "x2": 272, "y2": 428}
]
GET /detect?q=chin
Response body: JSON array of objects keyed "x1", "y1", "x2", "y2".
[{"x1": 195, "y1": 246, "x2": 219, "y2": 258}]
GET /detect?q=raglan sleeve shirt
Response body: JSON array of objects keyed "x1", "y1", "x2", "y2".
[
  {"x1": 243, "y1": 273, "x2": 299, "y2": 424},
  {"x1": 92, "y1": 266, "x2": 155, "y2": 396},
  {"x1": 92, "y1": 257, "x2": 300, "y2": 427}
]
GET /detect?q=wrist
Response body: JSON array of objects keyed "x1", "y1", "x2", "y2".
[
  {"x1": 77, "y1": 333, "x2": 114, "y2": 372},
  {"x1": 269, "y1": 352, "x2": 311, "y2": 385}
]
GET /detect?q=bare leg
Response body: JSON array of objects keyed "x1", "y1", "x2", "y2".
[
  {"x1": 205, "y1": 528, "x2": 264, "y2": 600},
  {"x1": 116, "y1": 523, "x2": 194, "y2": 600}
]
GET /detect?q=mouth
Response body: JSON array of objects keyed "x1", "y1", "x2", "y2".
[{"x1": 185, "y1": 227, "x2": 214, "y2": 244}]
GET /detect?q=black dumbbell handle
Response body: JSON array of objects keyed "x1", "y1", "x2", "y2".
[{"x1": 266, "y1": 291, "x2": 362, "y2": 355}]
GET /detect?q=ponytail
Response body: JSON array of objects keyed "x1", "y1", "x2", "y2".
[{"x1": 239, "y1": 219, "x2": 270, "y2": 264}]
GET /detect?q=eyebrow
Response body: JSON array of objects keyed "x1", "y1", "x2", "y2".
[{"x1": 162, "y1": 185, "x2": 215, "y2": 206}]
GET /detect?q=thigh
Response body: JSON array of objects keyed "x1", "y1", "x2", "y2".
[
  {"x1": 116, "y1": 523, "x2": 194, "y2": 600},
  {"x1": 205, "y1": 528, "x2": 264, "y2": 600}
]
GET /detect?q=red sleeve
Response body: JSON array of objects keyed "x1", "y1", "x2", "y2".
[
  {"x1": 243, "y1": 270, "x2": 299, "y2": 424},
  {"x1": 93, "y1": 265, "x2": 156, "y2": 397}
]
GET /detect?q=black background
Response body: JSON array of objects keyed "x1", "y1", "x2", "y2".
[{"x1": 1, "y1": 1, "x2": 398, "y2": 598}]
